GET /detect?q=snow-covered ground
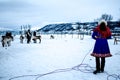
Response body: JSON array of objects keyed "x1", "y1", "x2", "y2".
[{"x1": 0, "y1": 34, "x2": 120, "y2": 80}]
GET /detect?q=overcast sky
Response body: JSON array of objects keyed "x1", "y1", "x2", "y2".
[{"x1": 0, "y1": 0, "x2": 120, "y2": 30}]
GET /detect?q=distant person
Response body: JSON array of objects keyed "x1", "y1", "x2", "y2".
[
  {"x1": 26, "y1": 29, "x2": 32, "y2": 43},
  {"x1": 91, "y1": 20, "x2": 112, "y2": 74}
]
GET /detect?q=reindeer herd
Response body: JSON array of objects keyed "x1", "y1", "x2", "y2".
[{"x1": 0, "y1": 30, "x2": 41, "y2": 48}]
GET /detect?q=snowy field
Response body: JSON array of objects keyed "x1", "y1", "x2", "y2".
[{"x1": 0, "y1": 34, "x2": 120, "y2": 80}]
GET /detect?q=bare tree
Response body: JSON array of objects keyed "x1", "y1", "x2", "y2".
[
  {"x1": 100, "y1": 14, "x2": 113, "y2": 21},
  {"x1": 95, "y1": 13, "x2": 113, "y2": 22}
]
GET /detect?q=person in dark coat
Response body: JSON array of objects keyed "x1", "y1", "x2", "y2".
[
  {"x1": 26, "y1": 29, "x2": 32, "y2": 43},
  {"x1": 91, "y1": 20, "x2": 112, "y2": 74}
]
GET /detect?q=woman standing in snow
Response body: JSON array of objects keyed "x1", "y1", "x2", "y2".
[{"x1": 91, "y1": 20, "x2": 112, "y2": 74}]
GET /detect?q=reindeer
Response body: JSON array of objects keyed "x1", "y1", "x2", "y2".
[
  {"x1": 1, "y1": 35, "x2": 13, "y2": 47},
  {"x1": 1, "y1": 32, "x2": 14, "y2": 47},
  {"x1": 32, "y1": 35, "x2": 41, "y2": 43}
]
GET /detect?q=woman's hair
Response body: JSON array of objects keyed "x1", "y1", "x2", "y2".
[{"x1": 99, "y1": 22, "x2": 107, "y2": 31}]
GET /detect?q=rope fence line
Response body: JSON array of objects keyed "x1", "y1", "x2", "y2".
[{"x1": 7, "y1": 49, "x2": 120, "y2": 80}]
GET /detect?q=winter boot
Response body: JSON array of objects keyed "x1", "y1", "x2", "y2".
[{"x1": 93, "y1": 70, "x2": 100, "y2": 74}]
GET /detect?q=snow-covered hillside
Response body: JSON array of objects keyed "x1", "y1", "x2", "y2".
[{"x1": 0, "y1": 34, "x2": 120, "y2": 80}]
